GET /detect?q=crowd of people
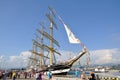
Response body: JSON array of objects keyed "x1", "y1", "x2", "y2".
[
  {"x1": 0, "y1": 70, "x2": 33, "y2": 80},
  {"x1": 0, "y1": 70, "x2": 52, "y2": 80},
  {"x1": 0, "y1": 69, "x2": 100, "y2": 80},
  {"x1": 77, "y1": 71, "x2": 100, "y2": 80}
]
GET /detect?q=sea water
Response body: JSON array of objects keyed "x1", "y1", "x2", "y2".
[
  {"x1": 96, "y1": 71, "x2": 120, "y2": 77},
  {"x1": 66, "y1": 70, "x2": 90, "y2": 78},
  {"x1": 67, "y1": 70, "x2": 120, "y2": 78}
]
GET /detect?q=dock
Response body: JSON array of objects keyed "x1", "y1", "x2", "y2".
[
  {"x1": 43, "y1": 75, "x2": 120, "y2": 80},
  {"x1": 1, "y1": 75, "x2": 120, "y2": 80}
]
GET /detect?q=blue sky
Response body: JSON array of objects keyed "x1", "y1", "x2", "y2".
[{"x1": 0, "y1": 0, "x2": 120, "y2": 59}]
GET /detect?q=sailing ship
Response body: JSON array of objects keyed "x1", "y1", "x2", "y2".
[{"x1": 28, "y1": 7, "x2": 89, "y2": 75}]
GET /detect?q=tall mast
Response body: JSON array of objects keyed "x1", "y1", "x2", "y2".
[
  {"x1": 28, "y1": 42, "x2": 38, "y2": 68},
  {"x1": 49, "y1": 11, "x2": 53, "y2": 65},
  {"x1": 39, "y1": 23, "x2": 44, "y2": 68},
  {"x1": 35, "y1": 33, "x2": 38, "y2": 65},
  {"x1": 46, "y1": 7, "x2": 59, "y2": 65},
  {"x1": 32, "y1": 42, "x2": 37, "y2": 66}
]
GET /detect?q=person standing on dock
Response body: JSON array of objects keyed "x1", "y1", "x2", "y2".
[
  {"x1": 80, "y1": 73, "x2": 87, "y2": 80},
  {"x1": 17, "y1": 71, "x2": 20, "y2": 79},
  {"x1": 96, "y1": 75, "x2": 100, "y2": 80},
  {"x1": 75, "y1": 70, "x2": 79, "y2": 77},
  {"x1": 24, "y1": 72, "x2": 27, "y2": 79},
  {"x1": 47, "y1": 70, "x2": 52, "y2": 80},
  {"x1": 2, "y1": 71, "x2": 6, "y2": 80},
  {"x1": 89, "y1": 72, "x2": 96, "y2": 80},
  {"x1": 12, "y1": 71, "x2": 16, "y2": 80},
  {"x1": 38, "y1": 71, "x2": 42, "y2": 80},
  {"x1": 35, "y1": 72, "x2": 39, "y2": 80}
]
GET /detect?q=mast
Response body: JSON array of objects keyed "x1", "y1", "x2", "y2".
[
  {"x1": 39, "y1": 24, "x2": 44, "y2": 68},
  {"x1": 46, "y1": 7, "x2": 60, "y2": 65},
  {"x1": 28, "y1": 42, "x2": 38, "y2": 68},
  {"x1": 32, "y1": 41, "x2": 37, "y2": 66},
  {"x1": 48, "y1": 9, "x2": 56, "y2": 65},
  {"x1": 49, "y1": 10, "x2": 54, "y2": 65},
  {"x1": 49, "y1": 22, "x2": 53, "y2": 65},
  {"x1": 35, "y1": 32, "x2": 39, "y2": 65}
]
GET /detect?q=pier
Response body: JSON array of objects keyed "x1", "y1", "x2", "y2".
[
  {"x1": 0, "y1": 75, "x2": 120, "y2": 80},
  {"x1": 43, "y1": 75, "x2": 120, "y2": 80},
  {"x1": 51, "y1": 76, "x2": 120, "y2": 80}
]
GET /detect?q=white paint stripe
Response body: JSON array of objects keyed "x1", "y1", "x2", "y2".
[
  {"x1": 44, "y1": 69, "x2": 70, "y2": 75},
  {"x1": 51, "y1": 68, "x2": 70, "y2": 74}
]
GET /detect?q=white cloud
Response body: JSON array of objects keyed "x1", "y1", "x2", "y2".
[
  {"x1": 9, "y1": 56, "x2": 19, "y2": 62},
  {"x1": 0, "y1": 55, "x2": 4, "y2": 59},
  {"x1": 90, "y1": 48, "x2": 120, "y2": 65},
  {"x1": 20, "y1": 51, "x2": 31, "y2": 57},
  {"x1": 0, "y1": 51, "x2": 32, "y2": 69}
]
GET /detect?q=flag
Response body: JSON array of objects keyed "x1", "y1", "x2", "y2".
[
  {"x1": 58, "y1": 16, "x2": 80, "y2": 44},
  {"x1": 64, "y1": 23, "x2": 81, "y2": 43}
]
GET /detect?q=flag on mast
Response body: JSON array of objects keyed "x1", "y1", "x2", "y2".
[
  {"x1": 64, "y1": 24, "x2": 81, "y2": 44},
  {"x1": 58, "y1": 16, "x2": 80, "y2": 44}
]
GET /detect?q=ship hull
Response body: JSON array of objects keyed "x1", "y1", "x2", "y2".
[{"x1": 43, "y1": 64, "x2": 71, "y2": 75}]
